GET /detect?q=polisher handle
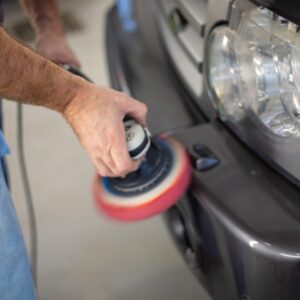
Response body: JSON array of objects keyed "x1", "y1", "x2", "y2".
[
  {"x1": 124, "y1": 119, "x2": 151, "y2": 160},
  {"x1": 63, "y1": 65, "x2": 151, "y2": 160}
]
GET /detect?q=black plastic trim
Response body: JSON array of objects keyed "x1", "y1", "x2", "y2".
[
  {"x1": 250, "y1": 0, "x2": 300, "y2": 25},
  {"x1": 106, "y1": 5, "x2": 206, "y2": 134}
]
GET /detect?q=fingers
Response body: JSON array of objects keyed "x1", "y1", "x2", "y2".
[
  {"x1": 94, "y1": 156, "x2": 140, "y2": 178},
  {"x1": 123, "y1": 98, "x2": 148, "y2": 126},
  {"x1": 110, "y1": 121, "x2": 141, "y2": 177},
  {"x1": 94, "y1": 122, "x2": 141, "y2": 178},
  {"x1": 94, "y1": 158, "x2": 115, "y2": 178},
  {"x1": 70, "y1": 86, "x2": 148, "y2": 178},
  {"x1": 99, "y1": 95, "x2": 147, "y2": 178}
]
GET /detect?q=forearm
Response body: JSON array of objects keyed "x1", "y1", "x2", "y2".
[
  {"x1": 0, "y1": 27, "x2": 88, "y2": 112},
  {"x1": 19, "y1": 0, "x2": 64, "y2": 36}
]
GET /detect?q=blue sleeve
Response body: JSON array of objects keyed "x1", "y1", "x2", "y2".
[{"x1": 0, "y1": 148, "x2": 36, "y2": 299}]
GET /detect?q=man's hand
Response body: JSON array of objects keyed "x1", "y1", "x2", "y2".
[
  {"x1": 0, "y1": 27, "x2": 148, "y2": 178},
  {"x1": 63, "y1": 85, "x2": 148, "y2": 177},
  {"x1": 36, "y1": 31, "x2": 81, "y2": 68},
  {"x1": 15, "y1": 0, "x2": 149, "y2": 177}
]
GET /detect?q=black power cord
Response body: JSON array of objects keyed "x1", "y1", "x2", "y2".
[{"x1": 17, "y1": 103, "x2": 38, "y2": 288}]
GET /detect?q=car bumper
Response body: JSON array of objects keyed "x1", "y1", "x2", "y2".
[{"x1": 106, "y1": 4, "x2": 300, "y2": 300}]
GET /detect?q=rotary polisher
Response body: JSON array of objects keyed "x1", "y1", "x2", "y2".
[
  {"x1": 93, "y1": 119, "x2": 191, "y2": 221},
  {"x1": 65, "y1": 65, "x2": 191, "y2": 222}
]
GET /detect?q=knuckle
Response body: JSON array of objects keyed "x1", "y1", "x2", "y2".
[
  {"x1": 118, "y1": 162, "x2": 130, "y2": 173},
  {"x1": 99, "y1": 170, "x2": 109, "y2": 177},
  {"x1": 110, "y1": 166, "x2": 122, "y2": 178},
  {"x1": 113, "y1": 170, "x2": 126, "y2": 178},
  {"x1": 141, "y1": 103, "x2": 148, "y2": 114},
  {"x1": 118, "y1": 160, "x2": 133, "y2": 174},
  {"x1": 132, "y1": 162, "x2": 140, "y2": 172},
  {"x1": 118, "y1": 92, "x2": 130, "y2": 103},
  {"x1": 118, "y1": 171, "x2": 128, "y2": 178},
  {"x1": 96, "y1": 164, "x2": 112, "y2": 178}
]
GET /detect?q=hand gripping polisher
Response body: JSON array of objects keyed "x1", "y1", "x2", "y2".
[
  {"x1": 65, "y1": 65, "x2": 192, "y2": 222},
  {"x1": 93, "y1": 118, "x2": 191, "y2": 221}
]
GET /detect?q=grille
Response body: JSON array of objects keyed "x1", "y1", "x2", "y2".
[{"x1": 156, "y1": 0, "x2": 208, "y2": 99}]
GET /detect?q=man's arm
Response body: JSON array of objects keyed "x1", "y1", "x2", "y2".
[
  {"x1": 19, "y1": 0, "x2": 80, "y2": 67},
  {"x1": 0, "y1": 27, "x2": 147, "y2": 177},
  {"x1": 0, "y1": 27, "x2": 81, "y2": 110}
]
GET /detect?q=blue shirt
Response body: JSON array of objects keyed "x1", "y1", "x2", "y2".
[
  {"x1": 0, "y1": 124, "x2": 36, "y2": 299},
  {"x1": 0, "y1": 131, "x2": 10, "y2": 157},
  {"x1": 0, "y1": 120, "x2": 36, "y2": 300},
  {"x1": 0, "y1": 1, "x2": 36, "y2": 298}
]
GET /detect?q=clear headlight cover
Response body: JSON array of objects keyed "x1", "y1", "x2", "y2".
[{"x1": 207, "y1": 7, "x2": 300, "y2": 137}]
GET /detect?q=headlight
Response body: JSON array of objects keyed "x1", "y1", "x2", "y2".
[{"x1": 207, "y1": 7, "x2": 300, "y2": 137}]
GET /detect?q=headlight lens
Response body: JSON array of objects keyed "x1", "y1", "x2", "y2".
[
  {"x1": 207, "y1": 27, "x2": 255, "y2": 122},
  {"x1": 207, "y1": 7, "x2": 300, "y2": 137}
]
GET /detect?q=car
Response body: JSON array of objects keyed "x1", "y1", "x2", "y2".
[{"x1": 106, "y1": 1, "x2": 300, "y2": 299}]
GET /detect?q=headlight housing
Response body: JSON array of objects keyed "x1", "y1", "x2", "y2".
[{"x1": 207, "y1": 7, "x2": 300, "y2": 138}]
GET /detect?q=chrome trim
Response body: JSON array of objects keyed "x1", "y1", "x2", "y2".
[{"x1": 204, "y1": 0, "x2": 233, "y2": 39}]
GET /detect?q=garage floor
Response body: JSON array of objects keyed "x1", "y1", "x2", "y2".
[{"x1": 3, "y1": 0, "x2": 210, "y2": 299}]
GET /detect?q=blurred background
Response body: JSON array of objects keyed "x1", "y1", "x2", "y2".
[{"x1": 2, "y1": 0, "x2": 209, "y2": 299}]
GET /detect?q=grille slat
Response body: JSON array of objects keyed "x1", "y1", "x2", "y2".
[
  {"x1": 178, "y1": 25, "x2": 204, "y2": 67},
  {"x1": 179, "y1": 0, "x2": 207, "y2": 35}
]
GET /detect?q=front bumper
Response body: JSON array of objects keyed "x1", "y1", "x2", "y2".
[{"x1": 106, "y1": 4, "x2": 300, "y2": 300}]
